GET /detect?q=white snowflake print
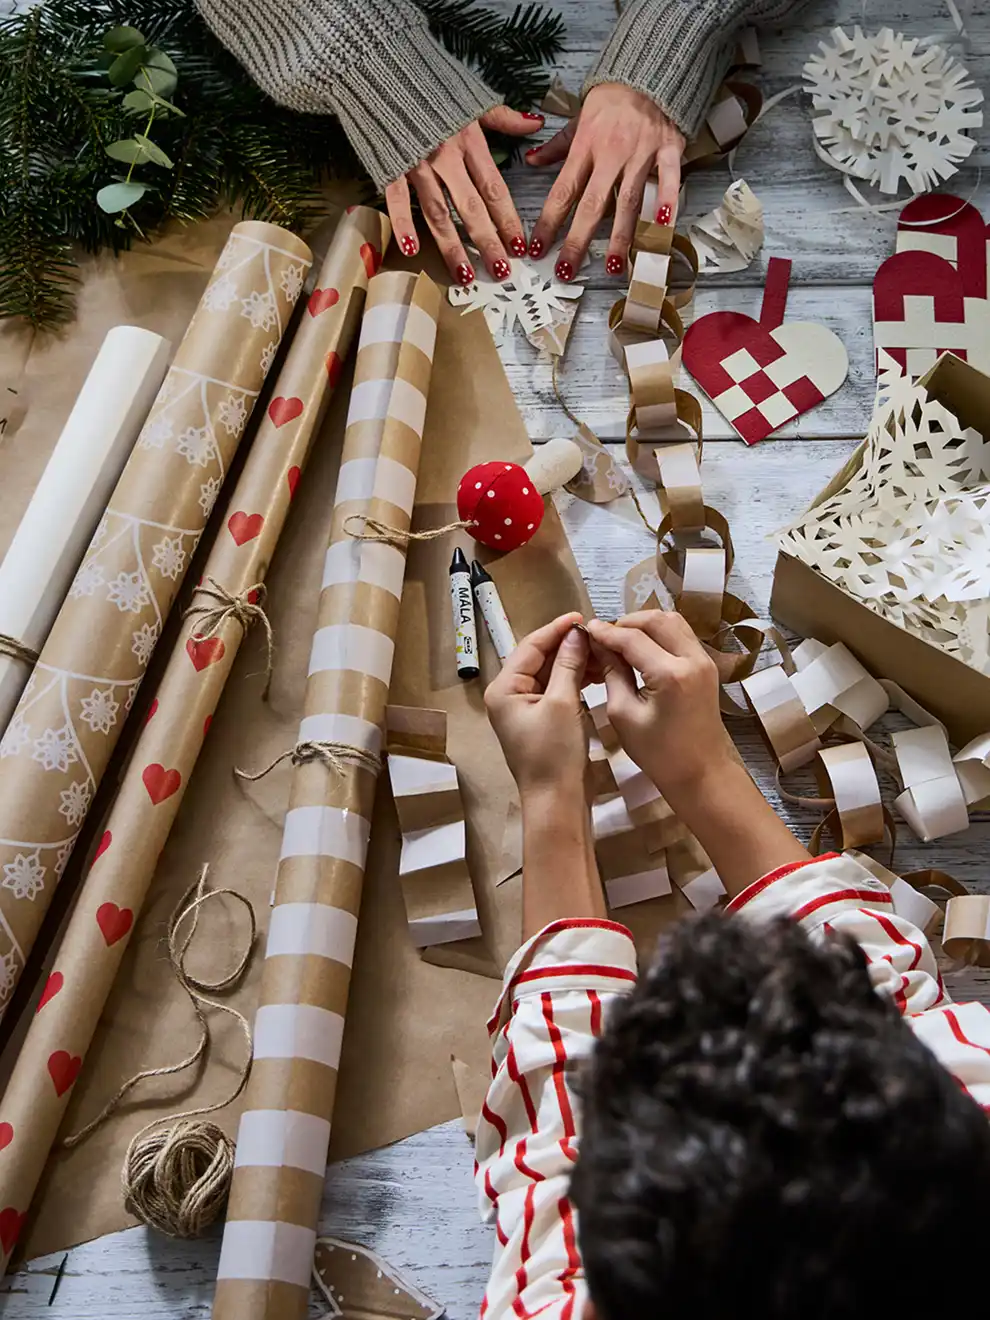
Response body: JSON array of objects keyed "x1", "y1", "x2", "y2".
[
  {"x1": 217, "y1": 392, "x2": 248, "y2": 438},
  {"x1": 630, "y1": 570, "x2": 659, "y2": 608},
  {"x1": 54, "y1": 842, "x2": 74, "y2": 880},
  {"x1": 151, "y1": 535, "x2": 186, "y2": 581},
  {"x1": 202, "y1": 274, "x2": 239, "y2": 313},
  {"x1": 214, "y1": 241, "x2": 237, "y2": 273},
  {"x1": 69, "y1": 559, "x2": 107, "y2": 600},
  {"x1": 2, "y1": 851, "x2": 46, "y2": 902},
  {"x1": 0, "y1": 716, "x2": 31, "y2": 760},
  {"x1": 78, "y1": 687, "x2": 119, "y2": 735},
  {"x1": 124, "y1": 681, "x2": 141, "y2": 713},
  {"x1": 131, "y1": 621, "x2": 160, "y2": 666},
  {"x1": 259, "y1": 340, "x2": 277, "y2": 375},
  {"x1": 91, "y1": 513, "x2": 110, "y2": 548},
  {"x1": 279, "y1": 263, "x2": 305, "y2": 305},
  {"x1": 240, "y1": 288, "x2": 278, "y2": 332},
  {"x1": 139, "y1": 411, "x2": 175, "y2": 451},
  {"x1": 0, "y1": 950, "x2": 19, "y2": 1004},
  {"x1": 106, "y1": 569, "x2": 151, "y2": 614},
  {"x1": 58, "y1": 780, "x2": 92, "y2": 828},
  {"x1": 176, "y1": 425, "x2": 215, "y2": 468},
  {"x1": 198, "y1": 477, "x2": 222, "y2": 518},
  {"x1": 32, "y1": 724, "x2": 79, "y2": 773},
  {"x1": 606, "y1": 463, "x2": 628, "y2": 494}
]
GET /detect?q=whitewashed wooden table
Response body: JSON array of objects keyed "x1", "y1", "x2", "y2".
[{"x1": 3, "y1": 0, "x2": 990, "y2": 1314}]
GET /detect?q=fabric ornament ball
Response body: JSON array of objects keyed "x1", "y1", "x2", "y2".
[{"x1": 457, "y1": 462, "x2": 546, "y2": 551}]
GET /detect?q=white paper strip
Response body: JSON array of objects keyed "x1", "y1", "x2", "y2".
[
  {"x1": 265, "y1": 903, "x2": 358, "y2": 964},
  {"x1": 216, "y1": 1219, "x2": 316, "y2": 1286},
  {"x1": 322, "y1": 540, "x2": 406, "y2": 598},
  {"x1": 892, "y1": 725, "x2": 970, "y2": 841},
  {"x1": 399, "y1": 819, "x2": 466, "y2": 875},
  {"x1": 592, "y1": 795, "x2": 636, "y2": 840},
  {"x1": 679, "y1": 867, "x2": 726, "y2": 912},
  {"x1": 387, "y1": 378, "x2": 428, "y2": 434},
  {"x1": 279, "y1": 805, "x2": 371, "y2": 867},
  {"x1": 308, "y1": 623, "x2": 394, "y2": 684},
  {"x1": 0, "y1": 326, "x2": 171, "y2": 734},
  {"x1": 389, "y1": 754, "x2": 458, "y2": 797},
  {"x1": 359, "y1": 301, "x2": 409, "y2": 348},
  {"x1": 407, "y1": 909, "x2": 482, "y2": 948},
  {"x1": 608, "y1": 748, "x2": 662, "y2": 812},
  {"x1": 297, "y1": 711, "x2": 382, "y2": 756},
  {"x1": 953, "y1": 733, "x2": 990, "y2": 806},
  {"x1": 233, "y1": 1109, "x2": 332, "y2": 1174},
  {"x1": 253, "y1": 1003, "x2": 345, "y2": 1068},
  {"x1": 606, "y1": 865, "x2": 672, "y2": 909}
]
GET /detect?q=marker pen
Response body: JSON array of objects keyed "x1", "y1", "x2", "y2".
[
  {"x1": 471, "y1": 560, "x2": 517, "y2": 663},
  {"x1": 449, "y1": 547, "x2": 480, "y2": 680}
]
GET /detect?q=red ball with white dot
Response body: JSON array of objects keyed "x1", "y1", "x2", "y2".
[{"x1": 456, "y1": 461, "x2": 545, "y2": 551}]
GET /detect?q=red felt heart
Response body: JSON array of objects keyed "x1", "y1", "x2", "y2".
[
  {"x1": 47, "y1": 1051, "x2": 82, "y2": 1098},
  {"x1": 268, "y1": 396, "x2": 304, "y2": 429},
  {"x1": 0, "y1": 1124, "x2": 13, "y2": 1153},
  {"x1": 286, "y1": 466, "x2": 301, "y2": 500},
  {"x1": 145, "y1": 698, "x2": 158, "y2": 725},
  {"x1": 326, "y1": 351, "x2": 342, "y2": 387},
  {"x1": 227, "y1": 510, "x2": 265, "y2": 546},
  {"x1": 93, "y1": 830, "x2": 112, "y2": 864},
  {"x1": 360, "y1": 243, "x2": 381, "y2": 278},
  {"x1": 307, "y1": 286, "x2": 340, "y2": 317},
  {"x1": 96, "y1": 901, "x2": 134, "y2": 946},
  {"x1": 0, "y1": 1207, "x2": 24, "y2": 1255},
  {"x1": 37, "y1": 972, "x2": 63, "y2": 1013},
  {"x1": 203, "y1": 714, "x2": 213, "y2": 738},
  {"x1": 186, "y1": 636, "x2": 225, "y2": 671},
  {"x1": 142, "y1": 763, "x2": 182, "y2": 805}
]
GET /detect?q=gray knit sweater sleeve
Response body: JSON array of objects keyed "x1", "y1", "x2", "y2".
[
  {"x1": 585, "y1": 0, "x2": 816, "y2": 139},
  {"x1": 194, "y1": 0, "x2": 500, "y2": 190}
]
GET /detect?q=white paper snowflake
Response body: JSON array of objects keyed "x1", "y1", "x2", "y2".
[
  {"x1": 69, "y1": 559, "x2": 106, "y2": 600},
  {"x1": 78, "y1": 687, "x2": 120, "y2": 735},
  {"x1": 448, "y1": 251, "x2": 585, "y2": 343},
  {"x1": 2, "y1": 851, "x2": 46, "y2": 902},
  {"x1": 241, "y1": 289, "x2": 278, "y2": 331},
  {"x1": 630, "y1": 568, "x2": 660, "y2": 608},
  {"x1": 131, "y1": 621, "x2": 160, "y2": 666},
  {"x1": 0, "y1": 950, "x2": 19, "y2": 1004},
  {"x1": 176, "y1": 425, "x2": 215, "y2": 468},
  {"x1": 106, "y1": 569, "x2": 151, "y2": 614},
  {"x1": 0, "y1": 717, "x2": 31, "y2": 760},
  {"x1": 58, "y1": 780, "x2": 92, "y2": 828},
  {"x1": 279, "y1": 263, "x2": 305, "y2": 305},
  {"x1": 198, "y1": 477, "x2": 222, "y2": 518},
  {"x1": 260, "y1": 340, "x2": 277, "y2": 375},
  {"x1": 804, "y1": 27, "x2": 984, "y2": 194},
  {"x1": 151, "y1": 534, "x2": 186, "y2": 581},
  {"x1": 216, "y1": 392, "x2": 249, "y2": 438},
  {"x1": 139, "y1": 412, "x2": 175, "y2": 451},
  {"x1": 202, "y1": 274, "x2": 240, "y2": 313},
  {"x1": 32, "y1": 724, "x2": 79, "y2": 773}
]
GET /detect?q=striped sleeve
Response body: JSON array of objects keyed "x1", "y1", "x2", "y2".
[{"x1": 476, "y1": 918, "x2": 638, "y2": 1320}]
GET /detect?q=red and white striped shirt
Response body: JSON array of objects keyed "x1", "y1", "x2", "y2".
[{"x1": 475, "y1": 854, "x2": 990, "y2": 1319}]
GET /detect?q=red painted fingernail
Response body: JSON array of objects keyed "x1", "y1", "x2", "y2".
[
  {"x1": 606, "y1": 254, "x2": 624, "y2": 276},
  {"x1": 555, "y1": 259, "x2": 574, "y2": 282},
  {"x1": 399, "y1": 233, "x2": 418, "y2": 257},
  {"x1": 656, "y1": 203, "x2": 673, "y2": 225},
  {"x1": 455, "y1": 263, "x2": 475, "y2": 286},
  {"x1": 525, "y1": 146, "x2": 541, "y2": 160},
  {"x1": 510, "y1": 235, "x2": 527, "y2": 257},
  {"x1": 493, "y1": 258, "x2": 511, "y2": 281},
  {"x1": 522, "y1": 111, "x2": 544, "y2": 121},
  {"x1": 529, "y1": 238, "x2": 544, "y2": 259}
]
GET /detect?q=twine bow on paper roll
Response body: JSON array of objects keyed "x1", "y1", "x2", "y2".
[
  {"x1": 235, "y1": 739, "x2": 382, "y2": 782},
  {"x1": 0, "y1": 633, "x2": 39, "y2": 665},
  {"x1": 184, "y1": 577, "x2": 275, "y2": 692},
  {"x1": 344, "y1": 513, "x2": 473, "y2": 547}
]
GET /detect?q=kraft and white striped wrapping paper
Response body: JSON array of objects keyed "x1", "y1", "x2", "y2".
[{"x1": 213, "y1": 269, "x2": 441, "y2": 1320}]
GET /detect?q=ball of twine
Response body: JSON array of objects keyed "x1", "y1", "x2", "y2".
[{"x1": 122, "y1": 1119, "x2": 234, "y2": 1238}]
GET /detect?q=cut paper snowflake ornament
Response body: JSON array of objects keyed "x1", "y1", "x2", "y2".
[
  {"x1": 688, "y1": 179, "x2": 765, "y2": 274},
  {"x1": 448, "y1": 248, "x2": 585, "y2": 350},
  {"x1": 804, "y1": 26, "x2": 984, "y2": 196}
]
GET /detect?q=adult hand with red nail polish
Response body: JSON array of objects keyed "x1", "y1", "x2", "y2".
[
  {"x1": 526, "y1": 84, "x2": 684, "y2": 278},
  {"x1": 384, "y1": 106, "x2": 543, "y2": 286}
]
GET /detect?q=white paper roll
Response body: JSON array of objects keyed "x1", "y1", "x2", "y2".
[{"x1": 0, "y1": 326, "x2": 170, "y2": 733}]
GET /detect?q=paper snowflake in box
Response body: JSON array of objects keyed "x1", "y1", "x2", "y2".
[
  {"x1": 804, "y1": 26, "x2": 984, "y2": 195},
  {"x1": 448, "y1": 250, "x2": 585, "y2": 351}
]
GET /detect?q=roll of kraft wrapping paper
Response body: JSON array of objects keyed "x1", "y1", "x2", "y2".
[
  {"x1": 0, "y1": 221, "x2": 311, "y2": 1023},
  {"x1": 0, "y1": 327, "x2": 171, "y2": 735},
  {"x1": 213, "y1": 268, "x2": 441, "y2": 1320},
  {"x1": 0, "y1": 208, "x2": 386, "y2": 1274}
]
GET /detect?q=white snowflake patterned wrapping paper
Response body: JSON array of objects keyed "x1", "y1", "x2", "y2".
[{"x1": 0, "y1": 220, "x2": 312, "y2": 1020}]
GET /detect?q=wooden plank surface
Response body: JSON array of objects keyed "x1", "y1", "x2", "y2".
[{"x1": 3, "y1": 0, "x2": 989, "y2": 1315}]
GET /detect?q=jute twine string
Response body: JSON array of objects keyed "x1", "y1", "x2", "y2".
[
  {"x1": 344, "y1": 513, "x2": 472, "y2": 548},
  {"x1": 235, "y1": 738, "x2": 381, "y2": 783},
  {"x1": 63, "y1": 866, "x2": 256, "y2": 1239},
  {"x1": 183, "y1": 577, "x2": 275, "y2": 697},
  {"x1": 0, "y1": 633, "x2": 38, "y2": 665}
]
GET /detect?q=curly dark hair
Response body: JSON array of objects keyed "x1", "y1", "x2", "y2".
[{"x1": 571, "y1": 913, "x2": 990, "y2": 1319}]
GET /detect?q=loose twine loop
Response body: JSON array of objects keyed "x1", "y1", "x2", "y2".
[
  {"x1": 0, "y1": 633, "x2": 38, "y2": 665},
  {"x1": 183, "y1": 577, "x2": 274, "y2": 697},
  {"x1": 343, "y1": 513, "x2": 472, "y2": 548},
  {"x1": 235, "y1": 738, "x2": 381, "y2": 782},
  {"x1": 63, "y1": 866, "x2": 256, "y2": 1239}
]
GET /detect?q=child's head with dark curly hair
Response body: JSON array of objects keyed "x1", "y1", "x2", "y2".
[{"x1": 570, "y1": 913, "x2": 990, "y2": 1319}]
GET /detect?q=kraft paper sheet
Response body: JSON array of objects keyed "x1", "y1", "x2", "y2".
[
  {"x1": 0, "y1": 207, "x2": 386, "y2": 1275},
  {"x1": 0, "y1": 221, "x2": 311, "y2": 1027}
]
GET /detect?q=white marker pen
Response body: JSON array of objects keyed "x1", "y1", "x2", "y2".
[
  {"x1": 471, "y1": 560, "x2": 517, "y2": 663},
  {"x1": 449, "y1": 547, "x2": 480, "y2": 680}
]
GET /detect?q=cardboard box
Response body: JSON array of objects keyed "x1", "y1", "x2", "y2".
[{"x1": 770, "y1": 354, "x2": 990, "y2": 748}]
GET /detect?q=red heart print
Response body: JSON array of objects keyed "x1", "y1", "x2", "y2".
[
  {"x1": 93, "y1": 830, "x2": 112, "y2": 864},
  {"x1": 37, "y1": 972, "x2": 63, "y2": 1013},
  {"x1": 145, "y1": 699, "x2": 158, "y2": 725},
  {"x1": 186, "y1": 636, "x2": 225, "y2": 671},
  {"x1": 97, "y1": 902, "x2": 134, "y2": 946},
  {"x1": 268, "y1": 396, "x2": 304, "y2": 429},
  {"x1": 227, "y1": 511, "x2": 265, "y2": 546},
  {"x1": 286, "y1": 466, "x2": 301, "y2": 500},
  {"x1": 246, "y1": 588, "x2": 261, "y2": 605},
  {"x1": 326, "y1": 351, "x2": 342, "y2": 388},
  {"x1": 142, "y1": 763, "x2": 181, "y2": 805},
  {"x1": 0, "y1": 1124, "x2": 12, "y2": 1153},
  {"x1": 307, "y1": 287, "x2": 340, "y2": 317},
  {"x1": 0, "y1": 1207, "x2": 24, "y2": 1255},
  {"x1": 47, "y1": 1051, "x2": 82, "y2": 1098},
  {"x1": 360, "y1": 242, "x2": 381, "y2": 278},
  {"x1": 203, "y1": 714, "x2": 213, "y2": 738}
]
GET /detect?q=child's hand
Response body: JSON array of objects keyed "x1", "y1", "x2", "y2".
[
  {"x1": 586, "y1": 611, "x2": 734, "y2": 805},
  {"x1": 485, "y1": 613, "x2": 590, "y2": 797}
]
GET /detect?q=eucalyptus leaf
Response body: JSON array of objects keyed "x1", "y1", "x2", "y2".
[
  {"x1": 105, "y1": 138, "x2": 145, "y2": 164},
  {"x1": 108, "y1": 45, "x2": 147, "y2": 87},
  {"x1": 103, "y1": 25, "x2": 145, "y2": 53},
  {"x1": 122, "y1": 88, "x2": 154, "y2": 114},
  {"x1": 149, "y1": 92, "x2": 185, "y2": 118},
  {"x1": 134, "y1": 134, "x2": 174, "y2": 169},
  {"x1": 145, "y1": 48, "x2": 177, "y2": 77},
  {"x1": 96, "y1": 180, "x2": 147, "y2": 214},
  {"x1": 141, "y1": 65, "x2": 177, "y2": 97}
]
